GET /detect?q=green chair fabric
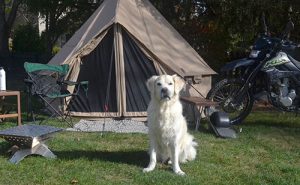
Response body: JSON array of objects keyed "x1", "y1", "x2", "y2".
[
  {"x1": 24, "y1": 62, "x2": 69, "y2": 75},
  {"x1": 24, "y1": 62, "x2": 88, "y2": 127}
]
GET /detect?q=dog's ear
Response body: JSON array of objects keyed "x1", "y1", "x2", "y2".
[
  {"x1": 172, "y1": 74, "x2": 185, "y2": 94},
  {"x1": 146, "y1": 76, "x2": 159, "y2": 92}
]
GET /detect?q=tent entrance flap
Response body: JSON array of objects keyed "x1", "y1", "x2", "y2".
[
  {"x1": 68, "y1": 28, "x2": 117, "y2": 113},
  {"x1": 123, "y1": 30, "x2": 158, "y2": 113}
]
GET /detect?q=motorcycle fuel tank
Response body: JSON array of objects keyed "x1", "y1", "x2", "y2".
[
  {"x1": 221, "y1": 58, "x2": 255, "y2": 73},
  {"x1": 263, "y1": 52, "x2": 290, "y2": 70}
]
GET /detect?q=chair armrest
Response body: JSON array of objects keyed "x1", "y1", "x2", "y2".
[
  {"x1": 59, "y1": 80, "x2": 89, "y2": 96},
  {"x1": 61, "y1": 80, "x2": 78, "y2": 86},
  {"x1": 61, "y1": 80, "x2": 88, "y2": 86},
  {"x1": 78, "y1": 81, "x2": 89, "y2": 92},
  {"x1": 24, "y1": 79, "x2": 33, "y2": 84},
  {"x1": 79, "y1": 81, "x2": 89, "y2": 85}
]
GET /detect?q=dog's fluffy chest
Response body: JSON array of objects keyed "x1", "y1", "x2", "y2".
[
  {"x1": 148, "y1": 101, "x2": 183, "y2": 141},
  {"x1": 149, "y1": 101, "x2": 181, "y2": 124}
]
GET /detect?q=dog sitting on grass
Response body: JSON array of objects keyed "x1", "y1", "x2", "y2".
[{"x1": 143, "y1": 74, "x2": 197, "y2": 175}]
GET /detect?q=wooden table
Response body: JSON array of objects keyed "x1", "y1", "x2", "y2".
[
  {"x1": 180, "y1": 96, "x2": 218, "y2": 130},
  {"x1": 0, "y1": 91, "x2": 21, "y2": 125}
]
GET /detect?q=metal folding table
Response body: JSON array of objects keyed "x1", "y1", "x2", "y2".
[{"x1": 0, "y1": 124, "x2": 63, "y2": 164}]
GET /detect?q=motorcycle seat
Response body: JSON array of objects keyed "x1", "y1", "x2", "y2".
[
  {"x1": 288, "y1": 55, "x2": 300, "y2": 69},
  {"x1": 284, "y1": 45, "x2": 300, "y2": 61}
]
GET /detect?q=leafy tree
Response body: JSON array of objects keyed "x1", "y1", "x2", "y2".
[
  {"x1": 13, "y1": 0, "x2": 300, "y2": 70},
  {"x1": 151, "y1": 0, "x2": 300, "y2": 70},
  {"x1": 12, "y1": 24, "x2": 44, "y2": 52},
  {"x1": 25, "y1": 0, "x2": 102, "y2": 56},
  {"x1": 0, "y1": 0, "x2": 22, "y2": 56}
]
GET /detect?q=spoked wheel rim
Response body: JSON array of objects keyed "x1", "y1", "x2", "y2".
[{"x1": 207, "y1": 79, "x2": 253, "y2": 125}]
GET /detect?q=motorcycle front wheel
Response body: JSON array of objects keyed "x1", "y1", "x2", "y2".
[{"x1": 206, "y1": 78, "x2": 254, "y2": 125}]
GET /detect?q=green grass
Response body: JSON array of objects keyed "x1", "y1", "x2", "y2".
[{"x1": 0, "y1": 111, "x2": 299, "y2": 185}]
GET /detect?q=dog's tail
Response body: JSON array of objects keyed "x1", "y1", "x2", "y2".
[{"x1": 180, "y1": 134, "x2": 198, "y2": 163}]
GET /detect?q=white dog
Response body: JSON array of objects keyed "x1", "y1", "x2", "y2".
[{"x1": 143, "y1": 74, "x2": 197, "y2": 175}]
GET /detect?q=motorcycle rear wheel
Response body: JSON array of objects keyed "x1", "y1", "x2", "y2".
[{"x1": 207, "y1": 78, "x2": 254, "y2": 125}]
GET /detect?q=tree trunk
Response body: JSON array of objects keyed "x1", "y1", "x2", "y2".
[
  {"x1": 45, "y1": 11, "x2": 59, "y2": 57},
  {"x1": 45, "y1": 12, "x2": 53, "y2": 56},
  {"x1": 0, "y1": 0, "x2": 21, "y2": 56},
  {"x1": 0, "y1": 22, "x2": 9, "y2": 56},
  {"x1": 0, "y1": 0, "x2": 8, "y2": 56}
]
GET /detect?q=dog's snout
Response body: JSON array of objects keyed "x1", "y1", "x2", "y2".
[{"x1": 161, "y1": 88, "x2": 168, "y2": 93}]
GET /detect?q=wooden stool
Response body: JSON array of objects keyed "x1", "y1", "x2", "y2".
[
  {"x1": 0, "y1": 91, "x2": 22, "y2": 125},
  {"x1": 181, "y1": 96, "x2": 218, "y2": 130}
]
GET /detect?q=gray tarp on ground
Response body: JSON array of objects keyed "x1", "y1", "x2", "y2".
[{"x1": 48, "y1": 0, "x2": 216, "y2": 118}]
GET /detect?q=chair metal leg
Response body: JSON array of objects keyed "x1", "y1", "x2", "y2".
[{"x1": 39, "y1": 96, "x2": 73, "y2": 127}]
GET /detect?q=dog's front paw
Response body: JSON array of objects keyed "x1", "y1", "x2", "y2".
[
  {"x1": 174, "y1": 170, "x2": 186, "y2": 176},
  {"x1": 143, "y1": 167, "x2": 154, "y2": 173}
]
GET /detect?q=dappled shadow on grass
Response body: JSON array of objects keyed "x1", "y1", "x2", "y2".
[
  {"x1": 245, "y1": 120, "x2": 300, "y2": 129},
  {"x1": 244, "y1": 111, "x2": 300, "y2": 129},
  {"x1": 0, "y1": 141, "x2": 11, "y2": 157},
  {"x1": 54, "y1": 150, "x2": 149, "y2": 167}
]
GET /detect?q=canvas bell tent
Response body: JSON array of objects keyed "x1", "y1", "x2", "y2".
[{"x1": 48, "y1": 0, "x2": 216, "y2": 118}]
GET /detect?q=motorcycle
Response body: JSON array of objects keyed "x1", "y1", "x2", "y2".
[{"x1": 207, "y1": 18, "x2": 300, "y2": 125}]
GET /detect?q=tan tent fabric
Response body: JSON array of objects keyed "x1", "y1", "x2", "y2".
[
  {"x1": 49, "y1": 1, "x2": 117, "y2": 65},
  {"x1": 114, "y1": 24, "x2": 125, "y2": 117},
  {"x1": 48, "y1": 0, "x2": 216, "y2": 118},
  {"x1": 125, "y1": 30, "x2": 171, "y2": 75},
  {"x1": 115, "y1": 0, "x2": 215, "y2": 77},
  {"x1": 49, "y1": 0, "x2": 215, "y2": 77}
]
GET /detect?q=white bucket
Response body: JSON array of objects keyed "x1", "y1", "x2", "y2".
[{"x1": 0, "y1": 67, "x2": 6, "y2": 91}]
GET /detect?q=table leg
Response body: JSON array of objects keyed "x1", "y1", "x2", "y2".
[
  {"x1": 195, "y1": 106, "x2": 204, "y2": 131},
  {"x1": 193, "y1": 105, "x2": 197, "y2": 130},
  {"x1": 9, "y1": 144, "x2": 56, "y2": 164},
  {"x1": 17, "y1": 92, "x2": 21, "y2": 125},
  {"x1": 195, "y1": 117, "x2": 200, "y2": 131}
]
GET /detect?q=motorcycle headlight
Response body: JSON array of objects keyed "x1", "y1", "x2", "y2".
[{"x1": 249, "y1": 50, "x2": 261, "y2": 58}]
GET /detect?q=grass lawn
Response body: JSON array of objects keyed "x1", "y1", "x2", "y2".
[{"x1": 0, "y1": 111, "x2": 299, "y2": 185}]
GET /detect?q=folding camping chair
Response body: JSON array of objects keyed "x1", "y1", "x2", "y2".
[{"x1": 24, "y1": 62, "x2": 88, "y2": 127}]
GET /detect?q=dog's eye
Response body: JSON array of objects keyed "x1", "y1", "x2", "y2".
[
  {"x1": 168, "y1": 83, "x2": 173, "y2": 85},
  {"x1": 157, "y1": 82, "x2": 161, "y2": 86}
]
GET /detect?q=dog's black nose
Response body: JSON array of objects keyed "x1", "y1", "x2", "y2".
[{"x1": 161, "y1": 88, "x2": 168, "y2": 93}]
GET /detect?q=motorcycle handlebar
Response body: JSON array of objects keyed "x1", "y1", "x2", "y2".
[
  {"x1": 281, "y1": 20, "x2": 294, "y2": 40},
  {"x1": 269, "y1": 42, "x2": 282, "y2": 56}
]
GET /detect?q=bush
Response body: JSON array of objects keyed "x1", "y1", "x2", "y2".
[
  {"x1": 52, "y1": 45, "x2": 61, "y2": 54},
  {"x1": 12, "y1": 24, "x2": 45, "y2": 53}
]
